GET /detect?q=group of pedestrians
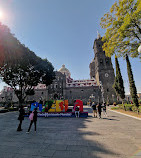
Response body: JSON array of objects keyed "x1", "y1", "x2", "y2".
[
  {"x1": 17, "y1": 105, "x2": 37, "y2": 133},
  {"x1": 91, "y1": 102, "x2": 107, "y2": 119}
]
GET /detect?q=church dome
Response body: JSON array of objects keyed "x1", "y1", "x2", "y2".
[{"x1": 58, "y1": 64, "x2": 71, "y2": 77}]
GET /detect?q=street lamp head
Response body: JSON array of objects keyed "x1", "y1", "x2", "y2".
[{"x1": 138, "y1": 45, "x2": 141, "y2": 53}]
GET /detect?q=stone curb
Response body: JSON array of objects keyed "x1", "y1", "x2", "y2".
[{"x1": 109, "y1": 109, "x2": 141, "y2": 121}]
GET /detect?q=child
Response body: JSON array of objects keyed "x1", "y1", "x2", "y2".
[{"x1": 26, "y1": 108, "x2": 38, "y2": 133}]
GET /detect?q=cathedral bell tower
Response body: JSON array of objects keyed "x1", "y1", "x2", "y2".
[{"x1": 90, "y1": 33, "x2": 116, "y2": 104}]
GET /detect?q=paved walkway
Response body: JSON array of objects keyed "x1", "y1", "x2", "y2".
[{"x1": 0, "y1": 106, "x2": 141, "y2": 158}]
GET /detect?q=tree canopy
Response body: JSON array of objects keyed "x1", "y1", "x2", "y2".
[
  {"x1": 0, "y1": 23, "x2": 55, "y2": 105},
  {"x1": 126, "y1": 54, "x2": 139, "y2": 107},
  {"x1": 100, "y1": 0, "x2": 141, "y2": 59},
  {"x1": 0, "y1": 23, "x2": 25, "y2": 66},
  {"x1": 113, "y1": 55, "x2": 125, "y2": 101}
]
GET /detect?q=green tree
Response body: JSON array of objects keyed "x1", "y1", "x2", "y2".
[
  {"x1": 100, "y1": 0, "x2": 141, "y2": 59},
  {"x1": 113, "y1": 55, "x2": 125, "y2": 104},
  {"x1": 0, "y1": 23, "x2": 55, "y2": 106},
  {"x1": 0, "y1": 23, "x2": 25, "y2": 66},
  {"x1": 126, "y1": 54, "x2": 139, "y2": 110},
  {"x1": 0, "y1": 59, "x2": 55, "y2": 106}
]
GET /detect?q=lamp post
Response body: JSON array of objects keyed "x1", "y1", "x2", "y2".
[
  {"x1": 138, "y1": 45, "x2": 141, "y2": 53},
  {"x1": 81, "y1": 89, "x2": 84, "y2": 100},
  {"x1": 112, "y1": 94, "x2": 115, "y2": 102},
  {"x1": 1, "y1": 96, "x2": 4, "y2": 106},
  {"x1": 61, "y1": 77, "x2": 63, "y2": 99},
  {"x1": 89, "y1": 94, "x2": 95, "y2": 102},
  {"x1": 99, "y1": 81, "x2": 104, "y2": 104}
]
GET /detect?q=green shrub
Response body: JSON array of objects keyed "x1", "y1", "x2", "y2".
[
  {"x1": 118, "y1": 104, "x2": 124, "y2": 109},
  {"x1": 0, "y1": 109, "x2": 9, "y2": 113},
  {"x1": 111, "y1": 106, "x2": 120, "y2": 110},
  {"x1": 8, "y1": 107, "x2": 18, "y2": 111},
  {"x1": 117, "y1": 103, "x2": 141, "y2": 113},
  {"x1": 132, "y1": 106, "x2": 141, "y2": 113},
  {"x1": 124, "y1": 104, "x2": 133, "y2": 111}
]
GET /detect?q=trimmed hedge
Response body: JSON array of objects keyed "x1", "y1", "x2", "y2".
[
  {"x1": 117, "y1": 104, "x2": 141, "y2": 113},
  {"x1": 0, "y1": 109, "x2": 9, "y2": 113}
]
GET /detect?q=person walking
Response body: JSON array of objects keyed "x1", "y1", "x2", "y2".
[
  {"x1": 26, "y1": 108, "x2": 38, "y2": 133},
  {"x1": 89, "y1": 99, "x2": 92, "y2": 107},
  {"x1": 92, "y1": 102, "x2": 97, "y2": 118},
  {"x1": 103, "y1": 102, "x2": 107, "y2": 117},
  {"x1": 17, "y1": 105, "x2": 25, "y2": 131},
  {"x1": 97, "y1": 103, "x2": 102, "y2": 119}
]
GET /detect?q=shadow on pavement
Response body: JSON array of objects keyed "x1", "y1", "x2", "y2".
[
  {"x1": 0, "y1": 107, "x2": 121, "y2": 158},
  {"x1": 102, "y1": 118, "x2": 119, "y2": 121}
]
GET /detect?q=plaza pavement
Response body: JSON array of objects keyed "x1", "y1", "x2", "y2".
[{"x1": 0, "y1": 106, "x2": 141, "y2": 158}]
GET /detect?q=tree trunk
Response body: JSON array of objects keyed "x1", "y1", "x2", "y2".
[
  {"x1": 137, "y1": 107, "x2": 139, "y2": 115},
  {"x1": 122, "y1": 100, "x2": 126, "y2": 111}
]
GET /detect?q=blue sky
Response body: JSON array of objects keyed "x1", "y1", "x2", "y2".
[{"x1": 0, "y1": 0, "x2": 141, "y2": 94}]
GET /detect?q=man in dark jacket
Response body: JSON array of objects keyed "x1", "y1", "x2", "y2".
[
  {"x1": 92, "y1": 102, "x2": 97, "y2": 118},
  {"x1": 97, "y1": 103, "x2": 102, "y2": 119},
  {"x1": 17, "y1": 105, "x2": 25, "y2": 131}
]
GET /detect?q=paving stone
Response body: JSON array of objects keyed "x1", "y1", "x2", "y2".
[
  {"x1": 52, "y1": 150, "x2": 81, "y2": 158},
  {"x1": 0, "y1": 152, "x2": 16, "y2": 158},
  {"x1": 47, "y1": 144, "x2": 67, "y2": 150},
  {"x1": 0, "y1": 106, "x2": 140, "y2": 158},
  {"x1": 66, "y1": 145, "x2": 88, "y2": 151},
  {"x1": 38, "y1": 149, "x2": 55, "y2": 157}
]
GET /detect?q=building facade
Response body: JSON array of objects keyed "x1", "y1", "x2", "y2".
[
  {"x1": 89, "y1": 35, "x2": 117, "y2": 104},
  {"x1": 0, "y1": 35, "x2": 117, "y2": 105}
]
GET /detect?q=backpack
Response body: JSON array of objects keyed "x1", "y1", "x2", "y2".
[
  {"x1": 92, "y1": 103, "x2": 96, "y2": 109},
  {"x1": 29, "y1": 111, "x2": 34, "y2": 121}
]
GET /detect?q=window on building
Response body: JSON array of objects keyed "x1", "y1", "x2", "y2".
[
  {"x1": 107, "y1": 88, "x2": 109, "y2": 92},
  {"x1": 100, "y1": 58, "x2": 103, "y2": 65},
  {"x1": 105, "y1": 58, "x2": 110, "y2": 65}
]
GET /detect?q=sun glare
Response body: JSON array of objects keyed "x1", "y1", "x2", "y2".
[{"x1": 0, "y1": 11, "x2": 3, "y2": 18}]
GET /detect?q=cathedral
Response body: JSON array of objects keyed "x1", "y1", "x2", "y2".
[
  {"x1": 47, "y1": 34, "x2": 117, "y2": 104},
  {"x1": 0, "y1": 34, "x2": 117, "y2": 105}
]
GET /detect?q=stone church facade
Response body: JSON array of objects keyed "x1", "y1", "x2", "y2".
[
  {"x1": 89, "y1": 35, "x2": 117, "y2": 104},
  {"x1": 48, "y1": 35, "x2": 117, "y2": 104},
  {"x1": 0, "y1": 35, "x2": 117, "y2": 105}
]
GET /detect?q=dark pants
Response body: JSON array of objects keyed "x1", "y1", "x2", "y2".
[
  {"x1": 98, "y1": 111, "x2": 101, "y2": 118},
  {"x1": 28, "y1": 120, "x2": 36, "y2": 132},
  {"x1": 17, "y1": 120, "x2": 23, "y2": 131}
]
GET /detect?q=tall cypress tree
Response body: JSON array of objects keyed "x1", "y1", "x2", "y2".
[
  {"x1": 126, "y1": 54, "x2": 139, "y2": 108},
  {"x1": 113, "y1": 55, "x2": 125, "y2": 104}
]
